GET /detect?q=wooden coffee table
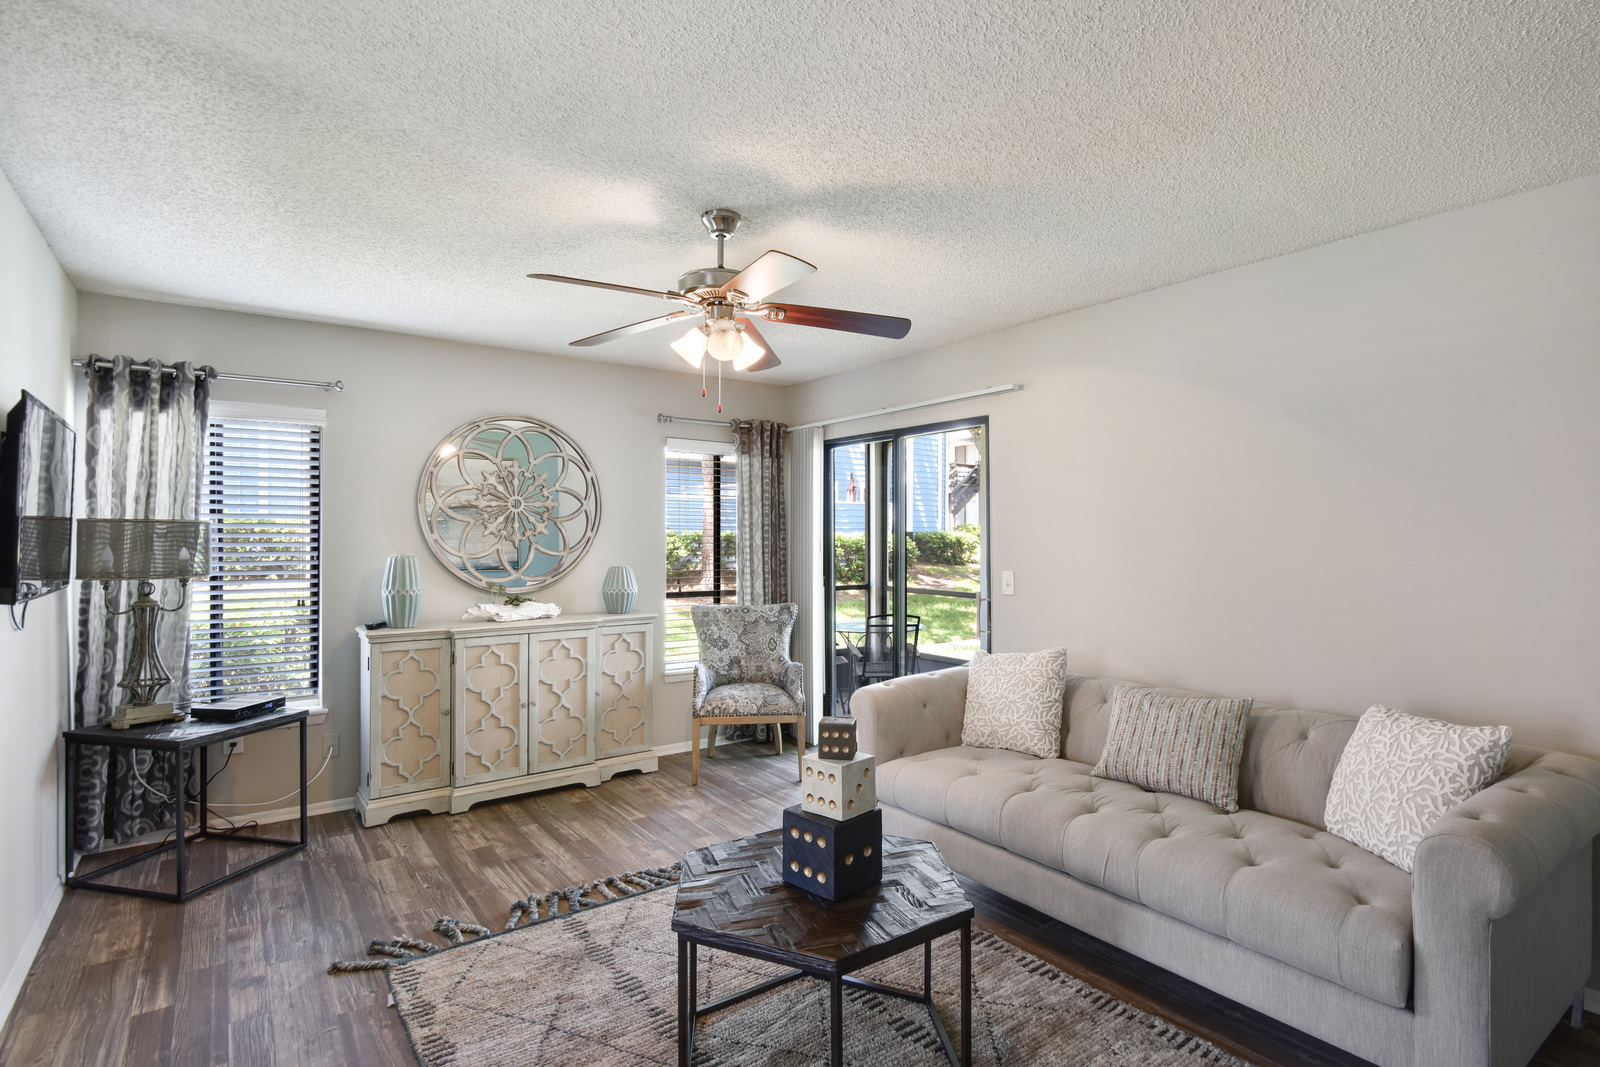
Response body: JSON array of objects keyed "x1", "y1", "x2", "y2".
[{"x1": 672, "y1": 830, "x2": 973, "y2": 1066}]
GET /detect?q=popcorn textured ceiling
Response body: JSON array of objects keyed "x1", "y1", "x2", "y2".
[{"x1": 1, "y1": 1, "x2": 1597, "y2": 383}]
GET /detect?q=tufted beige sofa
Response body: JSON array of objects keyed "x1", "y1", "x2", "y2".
[{"x1": 852, "y1": 668, "x2": 1600, "y2": 1067}]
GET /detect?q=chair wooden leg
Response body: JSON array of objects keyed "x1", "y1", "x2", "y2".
[
  {"x1": 691, "y1": 721, "x2": 701, "y2": 786},
  {"x1": 773, "y1": 724, "x2": 783, "y2": 756},
  {"x1": 708, "y1": 724, "x2": 718, "y2": 757},
  {"x1": 796, "y1": 722, "x2": 804, "y2": 781}
]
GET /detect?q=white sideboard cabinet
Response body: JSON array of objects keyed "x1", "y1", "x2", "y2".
[{"x1": 355, "y1": 612, "x2": 657, "y2": 827}]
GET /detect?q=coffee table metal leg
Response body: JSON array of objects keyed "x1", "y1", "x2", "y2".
[
  {"x1": 830, "y1": 973, "x2": 843, "y2": 1067},
  {"x1": 677, "y1": 935, "x2": 690, "y2": 1066},
  {"x1": 924, "y1": 939, "x2": 933, "y2": 998},
  {"x1": 960, "y1": 921, "x2": 972, "y2": 1066}
]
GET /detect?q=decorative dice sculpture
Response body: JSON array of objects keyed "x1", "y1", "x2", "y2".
[
  {"x1": 801, "y1": 754, "x2": 876, "y2": 820},
  {"x1": 780, "y1": 805, "x2": 883, "y2": 900},
  {"x1": 817, "y1": 717, "x2": 858, "y2": 760}
]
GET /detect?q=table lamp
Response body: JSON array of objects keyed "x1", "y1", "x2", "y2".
[{"x1": 76, "y1": 518, "x2": 209, "y2": 729}]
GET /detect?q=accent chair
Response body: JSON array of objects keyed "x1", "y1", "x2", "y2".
[{"x1": 689, "y1": 602, "x2": 805, "y2": 785}]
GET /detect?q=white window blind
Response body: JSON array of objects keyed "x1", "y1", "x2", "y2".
[
  {"x1": 189, "y1": 414, "x2": 322, "y2": 701},
  {"x1": 664, "y1": 446, "x2": 737, "y2": 669}
]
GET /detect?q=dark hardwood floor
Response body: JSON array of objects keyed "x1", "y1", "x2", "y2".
[{"x1": 2, "y1": 744, "x2": 1595, "y2": 1066}]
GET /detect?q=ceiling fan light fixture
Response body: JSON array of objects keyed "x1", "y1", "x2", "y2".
[
  {"x1": 731, "y1": 332, "x2": 767, "y2": 371},
  {"x1": 705, "y1": 318, "x2": 744, "y2": 362},
  {"x1": 671, "y1": 326, "x2": 706, "y2": 368}
]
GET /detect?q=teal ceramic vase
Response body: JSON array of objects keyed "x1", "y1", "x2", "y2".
[
  {"x1": 383, "y1": 554, "x2": 421, "y2": 628},
  {"x1": 601, "y1": 565, "x2": 637, "y2": 613}
]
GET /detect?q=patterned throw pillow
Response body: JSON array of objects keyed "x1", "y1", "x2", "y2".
[
  {"x1": 1323, "y1": 705, "x2": 1512, "y2": 873},
  {"x1": 960, "y1": 648, "x2": 1070, "y2": 759},
  {"x1": 1092, "y1": 685, "x2": 1252, "y2": 812}
]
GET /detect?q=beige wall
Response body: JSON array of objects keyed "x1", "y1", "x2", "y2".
[
  {"x1": 790, "y1": 173, "x2": 1600, "y2": 986},
  {"x1": 0, "y1": 170, "x2": 76, "y2": 1020},
  {"x1": 74, "y1": 295, "x2": 789, "y2": 813}
]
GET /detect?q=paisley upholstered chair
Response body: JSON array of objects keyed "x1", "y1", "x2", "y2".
[{"x1": 689, "y1": 603, "x2": 805, "y2": 785}]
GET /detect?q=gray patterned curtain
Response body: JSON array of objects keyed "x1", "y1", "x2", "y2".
[
  {"x1": 73, "y1": 356, "x2": 213, "y2": 854},
  {"x1": 723, "y1": 419, "x2": 789, "y2": 744},
  {"x1": 733, "y1": 419, "x2": 788, "y2": 606}
]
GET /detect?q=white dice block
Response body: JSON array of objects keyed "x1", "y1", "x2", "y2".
[{"x1": 801, "y1": 754, "x2": 876, "y2": 821}]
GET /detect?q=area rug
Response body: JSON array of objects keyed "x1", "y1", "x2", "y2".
[{"x1": 333, "y1": 870, "x2": 1249, "y2": 1066}]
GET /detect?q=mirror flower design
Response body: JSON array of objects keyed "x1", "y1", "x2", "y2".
[{"x1": 418, "y1": 415, "x2": 601, "y2": 593}]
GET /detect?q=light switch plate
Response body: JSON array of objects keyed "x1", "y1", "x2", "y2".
[{"x1": 1001, "y1": 570, "x2": 1014, "y2": 595}]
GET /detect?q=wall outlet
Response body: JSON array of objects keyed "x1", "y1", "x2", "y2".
[
  {"x1": 1001, "y1": 570, "x2": 1014, "y2": 595},
  {"x1": 329, "y1": 733, "x2": 340, "y2": 759},
  {"x1": 226, "y1": 737, "x2": 243, "y2": 755}
]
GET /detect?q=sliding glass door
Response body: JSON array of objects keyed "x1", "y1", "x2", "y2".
[{"x1": 825, "y1": 418, "x2": 988, "y2": 715}]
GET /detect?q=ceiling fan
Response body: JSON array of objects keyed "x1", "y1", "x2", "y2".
[{"x1": 528, "y1": 208, "x2": 912, "y2": 378}]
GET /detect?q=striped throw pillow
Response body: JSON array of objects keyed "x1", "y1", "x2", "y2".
[{"x1": 1092, "y1": 685, "x2": 1253, "y2": 811}]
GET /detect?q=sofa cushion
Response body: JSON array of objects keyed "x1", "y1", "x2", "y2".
[
  {"x1": 961, "y1": 647, "x2": 1069, "y2": 758},
  {"x1": 1324, "y1": 705, "x2": 1513, "y2": 873},
  {"x1": 1092, "y1": 684, "x2": 1251, "y2": 811},
  {"x1": 879, "y1": 746, "x2": 1413, "y2": 1008}
]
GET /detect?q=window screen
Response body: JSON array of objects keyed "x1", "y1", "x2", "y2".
[
  {"x1": 189, "y1": 416, "x2": 322, "y2": 701},
  {"x1": 664, "y1": 448, "x2": 737, "y2": 668}
]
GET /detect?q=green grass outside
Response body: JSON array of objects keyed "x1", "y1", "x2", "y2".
[{"x1": 834, "y1": 591, "x2": 977, "y2": 656}]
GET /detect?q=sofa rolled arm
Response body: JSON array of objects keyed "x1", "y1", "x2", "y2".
[
  {"x1": 851, "y1": 667, "x2": 969, "y2": 763},
  {"x1": 1411, "y1": 748, "x2": 1600, "y2": 1067},
  {"x1": 1416, "y1": 750, "x2": 1600, "y2": 918},
  {"x1": 779, "y1": 661, "x2": 804, "y2": 710}
]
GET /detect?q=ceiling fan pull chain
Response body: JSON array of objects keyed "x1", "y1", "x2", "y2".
[
  {"x1": 702, "y1": 354, "x2": 707, "y2": 397},
  {"x1": 717, "y1": 358, "x2": 723, "y2": 414}
]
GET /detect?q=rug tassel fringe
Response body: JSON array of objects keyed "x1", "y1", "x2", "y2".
[{"x1": 332, "y1": 863, "x2": 682, "y2": 974}]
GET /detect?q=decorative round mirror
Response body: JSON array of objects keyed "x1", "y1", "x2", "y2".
[{"x1": 417, "y1": 414, "x2": 602, "y2": 593}]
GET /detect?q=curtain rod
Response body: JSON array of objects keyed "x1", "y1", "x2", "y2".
[
  {"x1": 786, "y1": 384, "x2": 1021, "y2": 432},
  {"x1": 656, "y1": 413, "x2": 734, "y2": 428},
  {"x1": 73, "y1": 357, "x2": 343, "y2": 392}
]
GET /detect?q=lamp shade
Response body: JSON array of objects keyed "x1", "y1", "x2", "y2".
[{"x1": 75, "y1": 519, "x2": 209, "y2": 581}]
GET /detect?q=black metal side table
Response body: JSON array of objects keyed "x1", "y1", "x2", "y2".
[{"x1": 63, "y1": 707, "x2": 309, "y2": 902}]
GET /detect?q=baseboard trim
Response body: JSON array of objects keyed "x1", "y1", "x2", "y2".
[
  {"x1": 1586, "y1": 986, "x2": 1599, "y2": 1015},
  {"x1": 234, "y1": 795, "x2": 356, "y2": 829},
  {"x1": 0, "y1": 880, "x2": 63, "y2": 1031},
  {"x1": 653, "y1": 741, "x2": 692, "y2": 757}
]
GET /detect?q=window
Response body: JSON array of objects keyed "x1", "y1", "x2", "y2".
[
  {"x1": 664, "y1": 442, "x2": 737, "y2": 669},
  {"x1": 189, "y1": 403, "x2": 324, "y2": 702}
]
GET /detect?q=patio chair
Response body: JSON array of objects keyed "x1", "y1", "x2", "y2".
[{"x1": 860, "y1": 614, "x2": 921, "y2": 684}]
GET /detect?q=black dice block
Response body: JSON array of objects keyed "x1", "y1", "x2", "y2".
[
  {"x1": 780, "y1": 804, "x2": 882, "y2": 901},
  {"x1": 817, "y1": 717, "x2": 858, "y2": 760}
]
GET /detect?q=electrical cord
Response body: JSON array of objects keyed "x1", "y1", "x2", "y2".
[
  {"x1": 205, "y1": 743, "x2": 235, "y2": 788},
  {"x1": 206, "y1": 744, "x2": 334, "y2": 809},
  {"x1": 128, "y1": 754, "x2": 174, "y2": 803}
]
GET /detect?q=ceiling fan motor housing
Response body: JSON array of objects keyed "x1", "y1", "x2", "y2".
[{"x1": 676, "y1": 266, "x2": 738, "y2": 296}]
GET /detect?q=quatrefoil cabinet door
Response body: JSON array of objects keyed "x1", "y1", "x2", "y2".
[
  {"x1": 597, "y1": 624, "x2": 652, "y2": 757},
  {"x1": 366, "y1": 638, "x2": 451, "y2": 798},
  {"x1": 452, "y1": 635, "x2": 531, "y2": 785},
  {"x1": 532, "y1": 629, "x2": 596, "y2": 772}
]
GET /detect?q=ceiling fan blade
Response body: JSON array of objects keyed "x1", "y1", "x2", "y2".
[
  {"x1": 528, "y1": 273, "x2": 691, "y2": 304},
  {"x1": 761, "y1": 303, "x2": 911, "y2": 339},
  {"x1": 719, "y1": 250, "x2": 816, "y2": 302},
  {"x1": 569, "y1": 310, "x2": 697, "y2": 347},
  {"x1": 734, "y1": 318, "x2": 780, "y2": 371}
]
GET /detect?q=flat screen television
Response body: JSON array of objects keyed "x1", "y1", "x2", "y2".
[{"x1": 0, "y1": 391, "x2": 76, "y2": 605}]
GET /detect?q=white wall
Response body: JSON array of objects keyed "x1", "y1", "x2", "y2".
[
  {"x1": 75, "y1": 295, "x2": 789, "y2": 811},
  {"x1": 0, "y1": 170, "x2": 75, "y2": 1024},
  {"x1": 790, "y1": 173, "x2": 1600, "y2": 981}
]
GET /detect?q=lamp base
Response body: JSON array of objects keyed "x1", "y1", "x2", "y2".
[{"x1": 109, "y1": 702, "x2": 184, "y2": 730}]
